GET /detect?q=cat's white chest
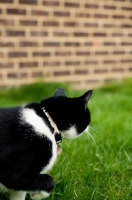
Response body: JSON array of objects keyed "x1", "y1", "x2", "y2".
[{"x1": 22, "y1": 108, "x2": 57, "y2": 174}]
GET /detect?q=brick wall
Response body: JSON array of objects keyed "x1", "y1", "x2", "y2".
[{"x1": 0, "y1": 0, "x2": 132, "y2": 90}]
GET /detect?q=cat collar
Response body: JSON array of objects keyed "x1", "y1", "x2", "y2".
[{"x1": 42, "y1": 108, "x2": 62, "y2": 144}]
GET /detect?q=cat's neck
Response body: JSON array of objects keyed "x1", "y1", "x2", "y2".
[{"x1": 25, "y1": 102, "x2": 62, "y2": 144}]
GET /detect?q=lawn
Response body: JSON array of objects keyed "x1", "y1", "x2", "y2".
[{"x1": 0, "y1": 79, "x2": 132, "y2": 200}]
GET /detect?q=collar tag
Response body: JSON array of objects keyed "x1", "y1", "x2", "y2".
[{"x1": 54, "y1": 132, "x2": 62, "y2": 144}]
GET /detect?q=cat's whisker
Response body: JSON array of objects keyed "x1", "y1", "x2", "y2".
[
  {"x1": 86, "y1": 131, "x2": 99, "y2": 149},
  {"x1": 89, "y1": 126, "x2": 99, "y2": 135}
]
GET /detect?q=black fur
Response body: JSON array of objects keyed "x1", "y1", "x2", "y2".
[
  {"x1": 0, "y1": 88, "x2": 92, "y2": 199},
  {"x1": 0, "y1": 106, "x2": 54, "y2": 193}
]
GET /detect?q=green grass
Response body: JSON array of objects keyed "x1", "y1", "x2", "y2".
[{"x1": 0, "y1": 79, "x2": 132, "y2": 200}]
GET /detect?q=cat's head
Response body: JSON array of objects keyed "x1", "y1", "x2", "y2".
[{"x1": 41, "y1": 88, "x2": 92, "y2": 139}]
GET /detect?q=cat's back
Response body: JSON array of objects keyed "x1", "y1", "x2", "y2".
[
  {"x1": 0, "y1": 106, "x2": 21, "y2": 120},
  {"x1": 0, "y1": 106, "x2": 22, "y2": 134}
]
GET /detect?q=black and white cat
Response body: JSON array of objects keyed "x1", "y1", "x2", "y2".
[{"x1": 0, "y1": 88, "x2": 92, "y2": 200}]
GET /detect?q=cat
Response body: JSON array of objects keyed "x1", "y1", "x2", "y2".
[{"x1": 0, "y1": 88, "x2": 92, "y2": 200}]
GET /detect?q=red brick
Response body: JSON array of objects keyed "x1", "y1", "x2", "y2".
[
  {"x1": 85, "y1": 4, "x2": 98, "y2": 8},
  {"x1": 20, "y1": 20, "x2": 37, "y2": 26},
  {"x1": 113, "y1": 51, "x2": 125, "y2": 54},
  {"x1": 104, "y1": 24, "x2": 116, "y2": 28},
  {"x1": 6, "y1": 30, "x2": 25, "y2": 36},
  {"x1": 32, "y1": 72, "x2": 43, "y2": 77},
  {"x1": 54, "y1": 32, "x2": 69, "y2": 36},
  {"x1": 121, "y1": 42, "x2": 132, "y2": 46},
  {"x1": 7, "y1": 9, "x2": 26, "y2": 15},
  {"x1": 0, "y1": 19, "x2": 14, "y2": 25},
  {"x1": 104, "y1": 5, "x2": 116, "y2": 9},
  {"x1": 43, "y1": 1, "x2": 59, "y2": 6},
  {"x1": 76, "y1": 52, "x2": 90, "y2": 56},
  {"x1": 30, "y1": 31, "x2": 48, "y2": 36},
  {"x1": 94, "y1": 14, "x2": 107, "y2": 18},
  {"x1": 19, "y1": 62, "x2": 38, "y2": 68},
  {"x1": 113, "y1": 15, "x2": 124, "y2": 19},
  {"x1": 74, "y1": 32, "x2": 88, "y2": 37},
  {"x1": 43, "y1": 21, "x2": 59, "y2": 26},
  {"x1": 33, "y1": 52, "x2": 50, "y2": 57},
  {"x1": 95, "y1": 51, "x2": 108, "y2": 55},
  {"x1": 64, "y1": 22, "x2": 78, "y2": 27},
  {"x1": 65, "y1": 61, "x2": 80, "y2": 65},
  {"x1": 112, "y1": 33, "x2": 123, "y2": 37},
  {"x1": 8, "y1": 52, "x2": 27, "y2": 57},
  {"x1": 85, "y1": 60, "x2": 98, "y2": 65},
  {"x1": 0, "y1": 63, "x2": 14, "y2": 68},
  {"x1": 104, "y1": 42, "x2": 116, "y2": 46},
  {"x1": 65, "y1": 2, "x2": 79, "y2": 8},
  {"x1": 20, "y1": 41, "x2": 38, "y2": 47},
  {"x1": 8, "y1": 73, "x2": 27, "y2": 79},
  {"x1": 0, "y1": 42, "x2": 14, "y2": 47},
  {"x1": 121, "y1": 24, "x2": 131, "y2": 28},
  {"x1": 55, "y1": 52, "x2": 71, "y2": 56},
  {"x1": 94, "y1": 69, "x2": 107, "y2": 73},
  {"x1": 112, "y1": 68, "x2": 124, "y2": 72},
  {"x1": 54, "y1": 71, "x2": 70, "y2": 76},
  {"x1": 43, "y1": 61, "x2": 60, "y2": 66},
  {"x1": 0, "y1": 0, "x2": 13, "y2": 3},
  {"x1": 54, "y1": 11, "x2": 69, "y2": 17},
  {"x1": 65, "y1": 42, "x2": 80, "y2": 46},
  {"x1": 122, "y1": 7, "x2": 132, "y2": 11},
  {"x1": 75, "y1": 13, "x2": 89, "y2": 18},
  {"x1": 94, "y1": 32, "x2": 106, "y2": 37},
  {"x1": 85, "y1": 23, "x2": 98, "y2": 27},
  {"x1": 31, "y1": 10, "x2": 48, "y2": 16},
  {"x1": 121, "y1": 59, "x2": 132, "y2": 63},
  {"x1": 43, "y1": 42, "x2": 59, "y2": 46},
  {"x1": 75, "y1": 70, "x2": 88, "y2": 74},
  {"x1": 85, "y1": 42, "x2": 93, "y2": 46},
  {"x1": 19, "y1": 0, "x2": 37, "y2": 4},
  {"x1": 104, "y1": 60, "x2": 116, "y2": 64}
]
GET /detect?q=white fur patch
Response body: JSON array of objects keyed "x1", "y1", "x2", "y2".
[
  {"x1": 61, "y1": 126, "x2": 89, "y2": 139},
  {"x1": 61, "y1": 126, "x2": 78, "y2": 139},
  {"x1": 22, "y1": 109, "x2": 52, "y2": 138},
  {"x1": 22, "y1": 108, "x2": 57, "y2": 174},
  {"x1": 84, "y1": 126, "x2": 89, "y2": 133},
  {"x1": 9, "y1": 190, "x2": 26, "y2": 200},
  {"x1": 30, "y1": 191, "x2": 49, "y2": 200}
]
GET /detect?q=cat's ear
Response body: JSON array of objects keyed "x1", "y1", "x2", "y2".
[
  {"x1": 80, "y1": 90, "x2": 93, "y2": 109},
  {"x1": 54, "y1": 88, "x2": 66, "y2": 97}
]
